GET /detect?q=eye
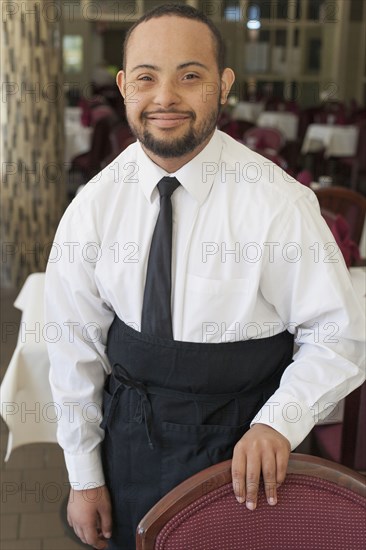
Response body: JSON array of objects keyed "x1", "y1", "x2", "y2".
[
  {"x1": 183, "y1": 73, "x2": 199, "y2": 80},
  {"x1": 138, "y1": 75, "x2": 153, "y2": 81}
]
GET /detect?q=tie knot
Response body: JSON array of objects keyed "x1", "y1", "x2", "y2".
[{"x1": 157, "y1": 177, "x2": 180, "y2": 198}]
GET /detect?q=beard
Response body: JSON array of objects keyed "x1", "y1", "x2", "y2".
[{"x1": 126, "y1": 99, "x2": 222, "y2": 158}]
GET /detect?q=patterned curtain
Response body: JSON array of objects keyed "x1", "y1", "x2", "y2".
[{"x1": 1, "y1": 0, "x2": 66, "y2": 288}]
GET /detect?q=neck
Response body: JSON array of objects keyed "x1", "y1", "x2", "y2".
[{"x1": 141, "y1": 132, "x2": 214, "y2": 173}]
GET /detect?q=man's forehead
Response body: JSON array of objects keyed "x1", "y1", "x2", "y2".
[{"x1": 126, "y1": 16, "x2": 215, "y2": 58}]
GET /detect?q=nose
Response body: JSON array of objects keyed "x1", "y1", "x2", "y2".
[{"x1": 153, "y1": 78, "x2": 181, "y2": 109}]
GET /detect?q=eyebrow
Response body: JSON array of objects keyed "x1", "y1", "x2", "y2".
[{"x1": 130, "y1": 61, "x2": 209, "y2": 72}]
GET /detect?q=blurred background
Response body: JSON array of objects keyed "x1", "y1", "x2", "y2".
[{"x1": 1, "y1": 1, "x2": 365, "y2": 548}]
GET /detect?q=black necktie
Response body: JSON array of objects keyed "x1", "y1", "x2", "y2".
[{"x1": 141, "y1": 176, "x2": 180, "y2": 338}]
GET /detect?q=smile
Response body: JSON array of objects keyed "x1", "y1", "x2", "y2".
[{"x1": 145, "y1": 114, "x2": 191, "y2": 128}]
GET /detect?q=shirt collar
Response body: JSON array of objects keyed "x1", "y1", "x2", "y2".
[{"x1": 137, "y1": 129, "x2": 223, "y2": 206}]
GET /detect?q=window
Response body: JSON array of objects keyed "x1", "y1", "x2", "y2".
[{"x1": 63, "y1": 35, "x2": 83, "y2": 74}]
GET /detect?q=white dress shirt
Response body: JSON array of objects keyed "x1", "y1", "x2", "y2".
[{"x1": 45, "y1": 130, "x2": 365, "y2": 488}]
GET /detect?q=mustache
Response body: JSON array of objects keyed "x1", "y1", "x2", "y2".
[{"x1": 142, "y1": 110, "x2": 196, "y2": 120}]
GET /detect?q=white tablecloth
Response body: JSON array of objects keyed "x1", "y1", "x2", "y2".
[
  {"x1": 64, "y1": 121, "x2": 93, "y2": 165},
  {"x1": 232, "y1": 101, "x2": 265, "y2": 123},
  {"x1": 301, "y1": 124, "x2": 359, "y2": 158},
  {"x1": 0, "y1": 274, "x2": 57, "y2": 460},
  {"x1": 257, "y1": 111, "x2": 299, "y2": 141},
  {"x1": 1, "y1": 268, "x2": 365, "y2": 457},
  {"x1": 65, "y1": 106, "x2": 82, "y2": 125}
]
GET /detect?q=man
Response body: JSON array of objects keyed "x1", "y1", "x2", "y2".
[{"x1": 45, "y1": 4, "x2": 365, "y2": 549}]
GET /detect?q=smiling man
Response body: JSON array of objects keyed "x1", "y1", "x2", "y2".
[{"x1": 45, "y1": 4, "x2": 365, "y2": 550}]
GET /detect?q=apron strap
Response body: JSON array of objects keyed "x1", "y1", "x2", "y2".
[{"x1": 106, "y1": 363, "x2": 155, "y2": 450}]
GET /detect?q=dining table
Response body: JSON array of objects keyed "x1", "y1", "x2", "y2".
[
  {"x1": 257, "y1": 111, "x2": 299, "y2": 141},
  {"x1": 301, "y1": 124, "x2": 359, "y2": 158},
  {"x1": 231, "y1": 101, "x2": 265, "y2": 123},
  {"x1": 1, "y1": 267, "x2": 365, "y2": 459},
  {"x1": 64, "y1": 120, "x2": 93, "y2": 166}
]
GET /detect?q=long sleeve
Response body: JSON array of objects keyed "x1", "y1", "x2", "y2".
[
  {"x1": 251, "y1": 191, "x2": 365, "y2": 449},
  {"x1": 45, "y1": 202, "x2": 115, "y2": 488}
]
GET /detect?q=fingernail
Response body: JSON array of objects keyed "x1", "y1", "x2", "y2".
[
  {"x1": 236, "y1": 496, "x2": 245, "y2": 504},
  {"x1": 268, "y1": 497, "x2": 276, "y2": 506},
  {"x1": 246, "y1": 501, "x2": 256, "y2": 511},
  {"x1": 104, "y1": 532, "x2": 112, "y2": 538}
]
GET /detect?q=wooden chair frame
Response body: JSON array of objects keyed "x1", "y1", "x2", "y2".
[{"x1": 136, "y1": 453, "x2": 365, "y2": 550}]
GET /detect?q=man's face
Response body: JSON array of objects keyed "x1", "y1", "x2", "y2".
[{"x1": 118, "y1": 16, "x2": 234, "y2": 160}]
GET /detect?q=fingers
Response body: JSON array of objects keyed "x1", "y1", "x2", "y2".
[
  {"x1": 100, "y1": 504, "x2": 113, "y2": 540},
  {"x1": 231, "y1": 424, "x2": 291, "y2": 511},
  {"x1": 70, "y1": 522, "x2": 106, "y2": 549},
  {"x1": 244, "y1": 459, "x2": 261, "y2": 510},
  {"x1": 262, "y1": 455, "x2": 277, "y2": 506},
  {"x1": 275, "y1": 449, "x2": 288, "y2": 488},
  {"x1": 67, "y1": 485, "x2": 112, "y2": 550},
  {"x1": 231, "y1": 454, "x2": 246, "y2": 504}
]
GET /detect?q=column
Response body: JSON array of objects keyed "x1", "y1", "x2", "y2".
[{"x1": 1, "y1": 0, "x2": 66, "y2": 289}]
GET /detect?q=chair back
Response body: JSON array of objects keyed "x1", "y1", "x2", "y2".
[
  {"x1": 314, "y1": 186, "x2": 366, "y2": 245},
  {"x1": 312, "y1": 382, "x2": 366, "y2": 470},
  {"x1": 107, "y1": 123, "x2": 135, "y2": 162},
  {"x1": 243, "y1": 127, "x2": 285, "y2": 152},
  {"x1": 136, "y1": 454, "x2": 365, "y2": 550},
  {"x1": 320, "y1": 208, "x2": 360, "y2": 267}
]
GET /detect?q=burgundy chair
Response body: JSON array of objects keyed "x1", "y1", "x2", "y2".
[
  {"x1": 136, "y1": 455, "x2": 366, "y2": 550},
  {"x1": 314, "y1": 186, "x2": 366, "y2": 246},
  {"x1": 103, "y1": 122, "x2": 136, "y2": 165},
  {"x1": 70, "y1": 116, "x2": 114, "y2": 181},
  {"x1": 314, "y1": 102, "x2": 347, "y2": 125},
  {"x1": 296, "y1": 169, "x2": 313, "y2": 187},
  {"x1": 312, "y1": 383, "x2": 366, "y2": 471},
  {"x1": 255, "y1": 148, "x2": 289, "y2": 172},
  {"x1": 243, "y1": 127, "x2": 285, "y2": 153},
  {"x1": 320, "y1": 208, "x2": 360, "y2": 267}
]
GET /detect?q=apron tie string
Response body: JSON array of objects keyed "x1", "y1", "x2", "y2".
[{"x1": 113, "y1": 363, "x2": 155, "y2": 451}]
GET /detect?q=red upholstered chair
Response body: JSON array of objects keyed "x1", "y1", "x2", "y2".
[
  {"x1": 314, "y1": 186, "x2": 366, "y2": 246},
  {"x1": 320, "y1": 208, "x2": 361, "y2": 267},
  {"x1": 312, "y1": 383, "x2": 366, "y2": 471},
  {"x1": 243, "y1": 127, "x2": 285, "y2": 153},
  {"x1": 255, "y1": 148, "x2": 289, "y2": 172},
  {"x1": 70, "y1": 117, "x2": 114, "y2": 181},
  {"x1": 136, "y1": 455, "x2": 366, "y2": 550}
]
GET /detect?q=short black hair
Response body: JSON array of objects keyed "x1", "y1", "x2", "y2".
[{"x1": 122, "y1": 3, "x2": 226, "y2": 75}]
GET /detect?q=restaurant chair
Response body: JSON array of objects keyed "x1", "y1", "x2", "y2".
[
  {"x1": 104, "y1": 122, "x2": 136, "y2": 165},
  {"x1": 243, "y1": 127, "x2": 285, "y2": 153},
  {"x1": 339, "y1": 120, "x2": 366, "y2": 190},
  {"x1": 296, "y1": 169, "x2": 313, "y2": 186},
  {"x1": 69, "y1": 116, "x2": 114, "y2": 182},
  {"x1": 136, "y1": 455, "x2": 366, "y2": 550},
  {"x1": 311, "y1": 383, "x2": 366, "y2": 471},
  {"x1": 314, "y1": 186, "x2": 366, "y2": 246},
  {"x1": 320, "y1": 208, "x2": 360, "y2": 267},
  {"x1": 255, "y1": 148, "x2": 290, "y2": 172}
]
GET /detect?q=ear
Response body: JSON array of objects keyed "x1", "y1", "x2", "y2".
[
  {"x1": 116, "y1": 70, "x2": 126, "y2": 99},
  {"x1": 220, "y1": 68, "x2": 235, "y2": 104}
]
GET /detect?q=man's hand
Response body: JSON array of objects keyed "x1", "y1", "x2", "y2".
[
  {"x1": 67, "y1": 485, "x2": 112, "y2": 549},
  {"x1": 231, "y1": 424, "x2": 291, "y2": 510}
]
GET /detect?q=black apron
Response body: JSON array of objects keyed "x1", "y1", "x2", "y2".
[{"x1": 101, "y1": 316, "x2": 294, "y2": 549}]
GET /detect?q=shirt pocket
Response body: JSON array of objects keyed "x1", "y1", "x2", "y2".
[{"x1": 183, "y1": 275, "x2": 250, "y2": 341}]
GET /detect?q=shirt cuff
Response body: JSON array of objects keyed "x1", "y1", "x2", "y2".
[
  {"x1": 64, "y1": 446, "x2": 105, "y2": 489},
  {"x1": 250, "y1": 391, "x2": 316, "y2": 450}
]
